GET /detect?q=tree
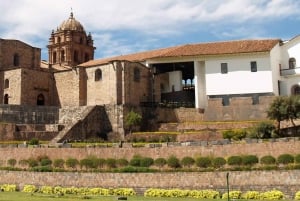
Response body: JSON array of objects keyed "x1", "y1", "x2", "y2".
[
  {"x1": 125, "y1": 110, "x2": 142, "y2": 134},
  {"x1": 267, "y1": 96, "x2": 300, "y2": 135},
  {"x1": 267, "y1": 96, "x2": 287, "y2": 135}
]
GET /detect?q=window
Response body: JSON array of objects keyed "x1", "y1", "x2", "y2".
[
  {"x1": 289, "y1": 58, "x2": 296, "y2": 69},
  {"x1": 57, "y1": 37, "x2": 61, "y2": 43},
  {"x1": 134, "y1": 68, "x2": 140, "y2": 82},
  {"x1": 4, "y1": 79, "x2": 9, "y2": 89},
  {"x1": 13, "y1": 53, "x2": 19, "y2": 66},
  {"x1": 250, "y1": 61, "x2": 257, "y2": 72},
  {"x1": 37, "y1": 94, "x2": 45, "y2": 106},
  {"x1": 95, "y1": 69, "x2": 102, "y2": 81},
  {"x1": 53, "y1": 52, "x2": 57, "y2": 63},
  {"x1": 221, "y1": 63, "x2": 228, "y2": 74}
]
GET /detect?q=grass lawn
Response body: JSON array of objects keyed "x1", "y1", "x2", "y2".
[{"x1": 0, "y1": 192, "x2": 210, "y2": 201}]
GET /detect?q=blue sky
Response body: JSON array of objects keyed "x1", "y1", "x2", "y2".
[{"x1": 1, "y1": 0, "x2": 300, "y2": 61}]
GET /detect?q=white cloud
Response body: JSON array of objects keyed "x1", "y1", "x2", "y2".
[{"x1": 0, "y1": 0, "x2": 300, "y2": 59}]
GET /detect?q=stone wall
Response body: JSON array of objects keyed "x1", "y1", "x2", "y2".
[
  {"x1": 0, "y1": 170, "x2": 298, "y2": 198},
  {"x1": 0, "y1": 139, "x2": 298, "y2": 161},
  {"x1": 204, "y1": 96, "x2": 275, "y2": 121}
]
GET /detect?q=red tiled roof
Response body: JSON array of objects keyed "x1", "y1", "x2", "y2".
[{"x1": 79, "y1": 39, "x2": 280, "y2": 67}]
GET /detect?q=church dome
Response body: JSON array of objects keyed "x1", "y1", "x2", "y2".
[{"x1": 58, "y1": 12, "x2": 85, "y2": 32}]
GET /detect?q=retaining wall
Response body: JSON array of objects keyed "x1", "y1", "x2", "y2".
[{"x1": 0, "y1": 170, "x2": 299, "y2": 198}]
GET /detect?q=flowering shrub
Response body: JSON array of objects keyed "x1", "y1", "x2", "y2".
[
  {"x1": 242, "y1": 191, "x2": 260, "y2": 199},
  {"x1": 144, "y1": 188, "x2": 219, "y2": 198},
  {"x1": 222, "y1": 190, "x2": 242, "y2": 199},
  {"x1": 22, "y1": 184, "x2": 37, "y2": 193},
  {"x1": 295, "y1": 191, "x2": 300, "y2": 200},
  {"x1": 0, "y1": 184, "x2": 17, "y2": 192},
  {"x1": 259, "y1": 190, "x2": 284, "y2": 200}
]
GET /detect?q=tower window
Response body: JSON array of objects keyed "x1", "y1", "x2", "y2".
[
  {"x1": 53, "y1": 52, "x2": 57, "y2": 63},
  {"x1": 37, "y1": 94, "x2": 45, "y2": 106},
  {"x1": 74, "y1": 50, "x2": 79, "y2": 62},
  {"x1": 95, "y1": 69, "x2": 102, "y2": 81},
  {"x1": 61, "y1": 50, "x2": 65, "y2": 62},
  {"x1": 13, "y1": 53, "x2": 19, "y2": 66},
  {"x1": 4, "y1": 94, "x2": 9, "y2": 104}
]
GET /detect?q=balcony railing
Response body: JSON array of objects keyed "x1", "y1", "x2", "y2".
[{"x1": 280, "y1": 67, "x2": 300, "y2": 76}]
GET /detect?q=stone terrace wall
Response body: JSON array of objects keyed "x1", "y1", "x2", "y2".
[
  {"x1": 0, "y1": 105, "x2": 59, "y2": 124},
  {"x1": 0, "y1": 140, "x2": 299, "y2": 162},
  {"x1": 0, "y1": 170, "x2": 299, "y2": 198}
]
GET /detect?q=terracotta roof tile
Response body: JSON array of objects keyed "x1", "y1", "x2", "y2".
[{"x1": 79, "y1": 39, "x2": 280, "y2": 67}]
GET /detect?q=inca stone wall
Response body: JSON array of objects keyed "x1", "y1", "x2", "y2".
[{"x1": 0, "y1": 170, "x2": 298, "y2": 198}]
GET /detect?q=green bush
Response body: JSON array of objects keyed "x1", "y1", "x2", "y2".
[
  {"x1": 195, "y1": 157, "x2": 211, "y2": 168},
  {"x1": 27, "y1": 158, "x2": 39, "y2": 167},
  {"x1": 80, "y1": 158, "x2": 93, "y2": 170},
  {"x1": 28, "y1": 138, "x2": 39, "y2": 145},
  {"x1": 252, "y1": 121, "x2": 276, "y2": 139},
  {"x1": 116, "y1": 158, "x2": 129, "y2": 167},
  {"x1": 242, "y1": 155, "x2": 258, "y2": 166},
  {"x1": 140, "y1": 157, "x2": 154, "y2": 167},
  {"x1": 260, "y1": 155, "x2": 276, "y2": 165},
  {"x1": 65, "y1": 158, "x2": 79, "y2": 169},
  {"x1": 227, "y1": 156, "x2": 242, "y2": 166},
  {"x1": 106, "y1": 158, "x2": 117, "y2": 169},
  {"x1": 223, "y1": 129, "x2": 246, "y2": 141},
  {"x1": 212, "y1": 157, "x2": 226, "y2": 168},
  {"x1": 277, "y1": 154, "x2": 294, "y2": 165},
  {"x1": 181, "y1": 156, "x2": 195, "y2": 168},
  {"x1": 295, "y1": 154, "x2": 300, "y2": 164},
  {"x1": 154, "y1": 158, "x2": 167, "y2": 168},
  {"x1": 7, "y1": 159, "x2": 17, "y2": 167},
  {"x1": 53, "y1": 159, "x2": 65, "y2": 168},
  {"x1": 32, "y1": 165, "x2": 53, "y2": 172},
  {"x1": 41, "y1": 158, "x2": 52, "y2": 166},
  {"x1": 129, "y1": 156, "x2": 142, "y2": 167},
  {"x1": 167, "y1": 156, "x2": 181, "y2": 169},
  {"x1": 97, "y1": 158, "x2": 106, "y2": 169}
]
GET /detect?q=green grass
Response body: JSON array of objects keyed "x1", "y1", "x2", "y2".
[{"x1": 0, "y1": 192, "x2": 210, "y2": 201}]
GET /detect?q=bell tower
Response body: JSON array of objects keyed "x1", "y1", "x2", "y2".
[{"x1": 47, "y1": 12, "x2": 95, "y2": 67}]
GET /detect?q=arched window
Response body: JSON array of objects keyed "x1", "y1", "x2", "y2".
[
  {"x1": 37, "y1": 94, "x2": 45, "y2": 106},
  {"x1": 4, "y1": 79, "x2": 9, "y2": 89},
  {"x1": 95, "y1": 69, "x2": 102, "y2": 81},
  {"x1": 57, "y1": 37, "x2": 61, "y2": 43},
  {"x1": 53, "y1": 52, "x2": 57, "y2": 63},
  {"x1": 61, "y1": 50, "x2": 65, "y2": 62},
  {"x1": 289, "y1": 58, "x2": 296, "y2": 69},
  {"x1": 13, "y1": 53, "x2": 19, "y2": 66},
  {"x1": 4, "y1": 94, "x2": 9, "y2": 104},
  {"x1": 292, "y1": 85, "x2": 300, "y2": 95},
  {"x1": 134, "y1": 68, "x2": 140, "y2": 82}
]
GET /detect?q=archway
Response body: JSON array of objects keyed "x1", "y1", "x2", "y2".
[{"x1": 37, "y1": 94, "x2": 45, "y2": 106}]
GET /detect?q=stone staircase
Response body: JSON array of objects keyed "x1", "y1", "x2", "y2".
[{"x1": 49, "y1": 106, "x2": 96, "y2": 144}]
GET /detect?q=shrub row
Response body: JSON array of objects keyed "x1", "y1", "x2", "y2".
[
  {"x1": 4, "y1": 153, "x2": 300, "y2": 172},
  {"x1": 145, "y1": 189, "x2": 287, "y2": 200},
  {"x1": 12, "y1": 184, "x2": 136, "y2": 196}
]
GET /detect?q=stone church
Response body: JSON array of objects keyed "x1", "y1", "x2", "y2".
[{"x1": 0, "y1": 12, "x2": 299, "y2": 142}]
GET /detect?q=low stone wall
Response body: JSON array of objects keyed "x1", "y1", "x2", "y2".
[
  {"x1": 0, "y1": 170, "x2": 299, "y2": 198},
  {"x1": 0, "y1": 139, "x2": 299, "y2": 162}
]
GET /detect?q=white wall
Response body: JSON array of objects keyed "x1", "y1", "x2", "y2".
[
  {"x1": 205, "y1": 54, "x2": 274, "y2": 95},
  {"x1": 168, "y1": 71, "x2": 182, "y2": 92}
]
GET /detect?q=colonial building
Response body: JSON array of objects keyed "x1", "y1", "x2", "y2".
[{"x1": 0, "y1": 12, "x2": 299, "y2": 142}]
